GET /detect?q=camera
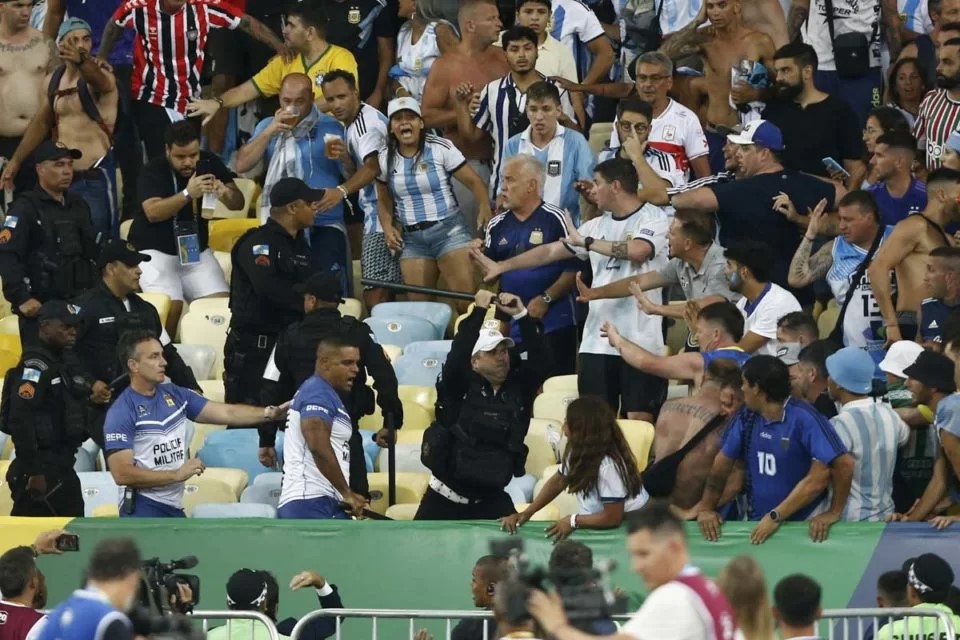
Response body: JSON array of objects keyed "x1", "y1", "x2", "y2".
[
  {"x1": 140, "y1": 556, "x2": 201, "y2": 616},
  {"x1": 489, "y1": 539, "x2": 625, "y2": 630},
  {"x1": 128, "y1": 606, "x2": 203, "y2": 640}
]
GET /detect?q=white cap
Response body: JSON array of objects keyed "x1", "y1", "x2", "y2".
[
  {"x1": 879, "y1": 340, "x2": 925, "y2": 379},
  {"x1": 387, "y1": 97, "x2": 422, "y2": 118},
  {"x1": 471, "y1": 329, "x2": 515, "y2": 356}
]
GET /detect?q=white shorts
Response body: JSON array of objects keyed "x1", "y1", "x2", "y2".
[{"x1": 139, "y1": 249, "x2": 228, "y2": 302}]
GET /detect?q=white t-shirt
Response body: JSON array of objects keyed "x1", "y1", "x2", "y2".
[
  {"x1": 562, "y1": 455, "x2": 649, "y2": 514},
  {"x1": 800, "y1": 0, "x2": 882, "y2": 70},
  {"x1": 568, "y1": 205, "x2": 670, "y2": 356},
  {"x1": 735, "y1": 284, "x2": 802, "y2": 356},
  {"x1": 621, "y1": 582, "x2": 714, "y2": 640},
  {"x1": 609, "y1": 99, "x2": 709, "y2": 176}
]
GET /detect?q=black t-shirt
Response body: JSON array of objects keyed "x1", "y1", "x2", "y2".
[
  {"x1": 762, "y1": 95, "x2": 864, "y2": 177},
  {"x1": 321, "y1": 0, "x2": 395, "y2": 99},
  {"x1": 131, "y1": 150, "x2": 236, "y2": 255},
  {"x1": 708, "y1": 170, "x2": 836, "y2": 305}
]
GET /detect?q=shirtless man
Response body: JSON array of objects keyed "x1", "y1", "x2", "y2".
[
  {"x1": 868, "y1": 167, "x2": 960, "y2": 345},
  {"x1": 740, "y1": 0, "x2": 791, "y2": 46},
  {"x1": 644, "y1": 358, "x2": 745, "y2": 512},
  {"x1": 660, "y1": 0, "x2": 776, "y2": 173},
  {"x1": 1, "y1": 18, "x2": 117, "y2": 237},
  {"x1": 0, "y1": 0, "x2": 56, "y2": 194},
  {"x1": 421, "y1": 0, "x2": 508, "y2": 230}
]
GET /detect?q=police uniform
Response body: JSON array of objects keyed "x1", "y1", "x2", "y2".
[
  {"x1": 261, "y1": 272, "x2": 402, "y2": 496},
  {"x1": 2, "y1": 301, "x2": 92, "y2": 517},
  {"x1": 416, "y1": 304, "x2": 553, "y2": 520},
  {"x1": 224, "y1": 182, "x2": 314, "y2": 414},
  {"x1": 38, "y1": 588, "x2": 133, "y2": 640},
  {"x1": 74, "y1": 240, "x2": 200, "y2": 446},
  {"x1": 0, "y1": 142, "x2": 99, "y2": 346}
]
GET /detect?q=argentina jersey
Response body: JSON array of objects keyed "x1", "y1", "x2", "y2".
[
  {"x1": 278, "y1": 375, "x2": 354, "y2": 508},
  {"x1": 347, "y1": 103, "x2": 389, "y2": 233},
  {"x1": 378, "y1": 134, "x2": 466, "y2": 226},
  {"x1": 102, "y1": 383, "x2": 209, "y2": 508},
  {"x1": 598, "y1": 145, "x2": 686, "y2": 188}
]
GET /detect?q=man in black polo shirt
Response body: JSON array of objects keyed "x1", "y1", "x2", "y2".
[
  {"x1": 670, "y1": 120, "x2": 840, "y2": 306},
  {"x1": 762, "y1": 42, "x2": 865, "y2": 187},
  {"x1": 321, "y1": 0, "x2": 395, "y2": 109},
  {"x1": 131, "y1": 121, "x2": 244, "y2": 336}
]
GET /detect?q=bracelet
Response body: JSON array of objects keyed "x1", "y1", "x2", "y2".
[
  {"x1": 214, "y1": 96, "x2": 224, "y2": 107},
  {"x1": 569, "y1": 513, "x2": 578, "y2": 529},
  {"x1": 181, "y1": 188, "x2": 191, "y2": 201},
  {"x1": 336, "y1": 185, "x2": 348, "y2": 198},
  {"x1": 511, "y1": 309, "x2": 528, "y2": 320}
]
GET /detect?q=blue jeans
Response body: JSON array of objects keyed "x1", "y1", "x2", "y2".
[
  {"x1": 120, "y1": 493, "x2": 186, "y2": 518},
  {"x1": 277, "y1": 495, "x2": 349, "y2": 519},
  {"x1": 815, "y1": 68, "x2": 882, "y2": 127},
  {"x1": 70, "y1": 150, "x2": 118, "y2": 240}
]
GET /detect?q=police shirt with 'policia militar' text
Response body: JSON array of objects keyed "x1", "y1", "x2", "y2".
[{"x1": 103, "y1": 383, "x2": 209, "y2": 508}]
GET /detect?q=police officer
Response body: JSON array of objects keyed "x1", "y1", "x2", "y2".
[
  {"x1": 225, "y1": 177, "x2": 316, "y2": 422},
  {"x1": 260, "y1": 272, "x2": 402, "y2": 496},
  {"x1": 2, "y1": 301, "x2": 96, "y2": 517},
  {"x1": 415, "y1": 290, "x2": 553, "y2": 520},
  {"x1": 0, "y1": 141, "x2": 99, "y2": 347},
  {"x1": 74, "y1": 240, "x2": 201, "y2": 446}
]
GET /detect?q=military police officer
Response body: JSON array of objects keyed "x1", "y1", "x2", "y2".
[
  {"x1": 73, "y1": 240, "x2": 201, "y2": 446},
  {"x1": 225, "y1": 178, "x2": 317, "y2": 420},
  {"x1": 260, "y1": 272, "x2": 402, "y2": 496},
  {"x1": 0, "y1": 141, "x2": 99, "y2": 346},
  {"x1": 2, "y1": 301, "x2": 97, "y2": 517}
]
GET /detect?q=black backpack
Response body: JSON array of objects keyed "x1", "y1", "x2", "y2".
[{"x1": 47, "y1": 65, "x2": 113, "y2": 143}]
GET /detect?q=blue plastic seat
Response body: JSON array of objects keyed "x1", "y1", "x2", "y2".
[
  {"x1": 393, "y1": 352, "x2": 446, "y2": 386},
  {"x1": 370, "y1": 302, "x2": 452, "y2": 337},
  {"x1": 191, "y1": 502, "x2": 276, "y2": 518},
  {"x1": 78, "y1": 471, "x2": 120, "y2": 517},
  {"x1": 240, "y1": 484, "x2": 281, "y2": 509},
  {"x1": 403, "y1": 340, "x2": 453, "y2": 356},
  {"x1": 364, "y1": 316, "x2": 442, "y2": 347},
  {"x1": 202, "y1": 428, "x2": 259, "y2": 447},
  {"x1": 197, "y1": 440, "x2": 271, "y2": 484}
]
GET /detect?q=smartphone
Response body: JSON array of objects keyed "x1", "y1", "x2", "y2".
[
  {"x1": 55, "y1": 533, "x2": 79, "y2": 552},
  {"x1": 822, "y1": 156, "x2": 850, "y2": 178}
]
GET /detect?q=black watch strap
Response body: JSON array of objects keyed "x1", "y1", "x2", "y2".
[{"x1": 584, "y1": 237, "x2": 595, "y2": 252}]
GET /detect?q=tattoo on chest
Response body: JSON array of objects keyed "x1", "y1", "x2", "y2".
[
  {"x1": 0, "y1": 35, "x2": 44, "y2": 54},
  {"x1": 661, "y1": 402, "x2": 718, "y2": 423}
]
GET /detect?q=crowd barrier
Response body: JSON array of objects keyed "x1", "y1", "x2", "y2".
[{"x1": 188, "y1": 610, "x2": 281, "y2": 640}]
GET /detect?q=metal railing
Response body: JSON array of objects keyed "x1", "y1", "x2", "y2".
[
  {"x1": 188, "y1": 609, "x2": 281, "y2": 640},
  {"x1": 290, "y1": 608, "x2": 493, "y2": 640},
  {"x1": 820, "y1": 607, "x2": 957, "y2": 640}
]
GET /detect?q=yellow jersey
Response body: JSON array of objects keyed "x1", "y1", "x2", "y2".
[{"x1": 250, "y1": 45, "x2": 358, "y2": 100}]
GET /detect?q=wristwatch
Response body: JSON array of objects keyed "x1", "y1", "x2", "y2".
[
  {"x1": 584, "y1": 236, "x2": 595, "y2": 252},
  {"x1": 540, "y1": 293, "x2": 552, "y2": 304},
  {"x1": 768, "y1": 509, "x2": 781, "y2": 522}
]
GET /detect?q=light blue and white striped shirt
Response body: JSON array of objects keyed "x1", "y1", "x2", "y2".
[
  {"x1": 377, "y1": 134, "x2": 467, "y2": 226},
  {"x1": 550, "y1": 0, "x2": 606, "y2": 82},
  {"x1": 501, "y1": 125, "x2": 595, "y2": 223},
  {"x1": 346, "y1": 103, "x2": 389, "y2": 234},
  {"x1": 830, "y1": 398, "x2": 909, "y2": 521}
]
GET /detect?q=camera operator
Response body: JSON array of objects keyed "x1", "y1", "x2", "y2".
[
  {"x1": 38, "y1": 538, "x2": 143, "y2": 640},
  {"x1": 103, "y1": 330, "x2": 288, "y2": 517},
  {"x1": 528, "y1": 500, "x2": 736, "y2": 640},
  {"x1": 417, "y1": 290, "x2": 552, "y2": 520},
  {"x1": 548, "y1": 542, "x2": 619, "y2": 636},
  {"x1": 0, "y1": 530, "x2": 67, "y2": 640}
]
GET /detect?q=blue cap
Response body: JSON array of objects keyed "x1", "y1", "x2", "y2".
[
  {"x1": 57, "y1": 17, "x2": 92, "y2": 43},
  {"x1": 726, "y1": 119, "x2": 785, "y2": 152},
  {"x1": 825, "y1": 346, "x2": 876, "y2": 395}
]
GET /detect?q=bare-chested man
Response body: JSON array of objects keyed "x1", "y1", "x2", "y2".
[
  {"x1": 0, "y1": 0, "x2": 55, "y2": 194},
  {"x1": 1, "y1": 18, "x2": 117, "y2": 238},
  {"x1": 421, "y1": 0, "x2": 508, "y2": 231},
  {"x1": 660, "y1": 0, "x2": 776, "y2": 174},
  {"x1": 868, "y1": 167, "x2": 960, "y2": 345},
  {"x1": 741, "y1": 0, "x2": 791, "y2": 46},
  {"x1": 645, "y1": 358, "x2": 745, "y2": 512}
]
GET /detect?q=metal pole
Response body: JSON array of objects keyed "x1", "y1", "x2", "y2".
[
  {"x1": 361, "y1": 279, "x2": 476, "y2": 301},
  {"x1": 385, "y1": 412, "x2": 396, "y2": 506}
]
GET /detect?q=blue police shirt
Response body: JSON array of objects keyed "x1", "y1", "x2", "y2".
[
  {"x1": 869, "y1": 179, "x2": 927, "y2": 226},
  {"x1": 720, "y1": 398, "x2": 847, "y2": 520},
  {"x1": 39, "y1": 588, "x2": 133, "y2": 640},
  {"x1": 920, "y1": 297, "x2": 960, "y2": 345},
  {"x1": 483, "y1": 201, "x2": 578, "y2": 340}
]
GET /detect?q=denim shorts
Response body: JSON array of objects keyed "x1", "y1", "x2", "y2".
[
  {"x1": 401, "y1": 214, "x2": 474, "y2": 260},
  {"x1": 277, "y1": 495, "x2": 349, "y2": 520}
]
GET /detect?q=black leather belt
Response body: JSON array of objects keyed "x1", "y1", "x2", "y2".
[{"x1": 403, "y1": 220, "x2": 440, "y2": 233}]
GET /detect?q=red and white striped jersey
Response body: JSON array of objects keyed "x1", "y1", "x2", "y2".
[
  {"x1": 914, "y1": 88, "x2": 960, "y2": 170},
  {"x1": 112, "y1": 0, "x2": 241, "y2": 113}
]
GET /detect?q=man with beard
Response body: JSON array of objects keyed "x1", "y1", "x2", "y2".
[
  {"x1": 761, "y1": 42, "x2": 865, "y2": 188},
  {"x1": 868, "y1": 167, "x2": 960, "y2": 343},
  {"x1": 869, "y1": 132, "x2": 927, "y2": 226},
  {"x1": 0, "y1": 530, "x2": 64, "y2": 640},
  {"x1": 915, "y1": 38, "x2": 960, "y2": 170}
]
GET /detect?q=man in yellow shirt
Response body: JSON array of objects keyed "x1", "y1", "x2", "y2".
[
  {"x1": 875, "y1": 554, "x2": 960, "y2": 640},
  {"x1": 188, "y1": 5, "x2": 358, "y2": 123}
]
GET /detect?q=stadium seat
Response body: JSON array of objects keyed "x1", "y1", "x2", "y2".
[
  {"x1": 214, "y1": 251, "x2": 232, "y2": 283},
  {"x1": 377, "y1": 442, "x2": 428, "y2": 474},
  {"x1": 0, "y1": 334, "x2": 21, "y2": 358},
  {"x1": 524, "y1": 418, "x2": 562, "y2": 477},
  {"x1": 359, "y1": 429, "x2": 380, "y2": 471},
  {"x1": 381, "y1": 344, "x2": 402, "y2": 362},
  {"x1": 0, "y1": 315, "x2": 19, "y2": 336},
  {"x1": 0, "y1": 348, "x2": 19, "y2": 376},
  {"x1": 542, "y1": 374, "x2": 578, "y2": 394},
  {"x1": 198, "y1": 442, "x2": 268, "y2": 486},
  {"x1": 74, "y1": 447, "x2": 96, "y2": 473},
  {"x1": 119, "y1": 219, "x2": 132, "y2": 241},
  {"x1": 339, "y1": 298, "x2": 363, "y2": 319},
  {"x1": 190, "y1": 423, "x2": 226, "y2": 456},
  {"x1": 175, "y1": 343, "x2": 216, "y2": 380},
  {"x1": 397, "y1": 386, "x2": 436, "y2": 416},
  {"x1": 0, "y1": 459, "x2": 11, "y2": 515},
  {"x1": 617, "y1": 420, "x2": 655, "y2": 471},
  {"x1": 201, "y1": 467, "x2": 249, "y2": 498},
  {"x1": 364, "y1": 316, "x2": 441, "y2": 348},
  {"x1": 506, "y1": 474, "x2": 537, "y2": 503},
  {"x1": 211, "y1": 178, "x2": 260, "y2": 219},
  {"x1": 253, "y1": 471, "x2": 282, "y2": 488},
  {"x1": 139, "y1": 292, "x2": 171, "y2": 326},
  {"x1": 533, "y1": 391, "x2": 578, "y2": 422},
  {"x1": 78, "y1": 471, "x2": 120, "y2": 517},
  {"x1": 92, "y1": 503, "x2": 119, "y2": 517},
  {"x1": 514, "y1": 502, "x2": 560, "y2": 521},
  {"x1": 818, "y1": 304, "x2": 840, "y2": 339},
  {"x1": 371, "y1": 301, "x2": 452, "y2": 337},
  {"x1": 240, "y1": 484, "x2": 281, "y2": 510},
  {"x1": 192, "y1": 502, "x2": 276, "y2": 518},
  {"x1": 182, "y1": 476, "x2": 236, "y2": 515},
  {"x1": 367, "y1": 471, "x2": 429, "y2": 514},
  {"x1": 454, "y1": 304, "x2": 499, "y2": 334},
  {"x1": 665, "y1": 308, "x2": 689, "y2": 356},
  {"x1": 392, "y1": 351, "x2": 445, "y2": 386},
  {"x1": 403, "y1": 340, "x2": 453, "y2": 355},
  {"x1": 533, "y1": 475, "x2": 579, "y2": 515},
  {"x1": 588, "y1": 122, "x2": 614, "y2": 156},
  {"x1": 385, "y1": 503, "x2": 420, "y2": 520},
  {"x1": 208, "y1": 218, "x2": 259, "y2": 253},
  {"x1": 179, "y1": 309, "x2": 231, "y2": 377},
  {"x1": 184, "y1": 297, "x2": 230, "y2": 316},
  {"x1": 198, "y1": 379, "x2": 224, "y2": 403},
  {"x1": 0, "y1": 433, "x2": 11, "y2": 459},
  {"x1": 360, "y1": 401, "x2": 432, "y2": 431}
]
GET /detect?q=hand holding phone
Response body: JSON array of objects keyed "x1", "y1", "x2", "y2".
[
  {"x1": 55, "y1": 533, "x2": 80, "y2": 552},
  {"x1": 822, "y1": 156, "x2": 850, "y2": 179}
]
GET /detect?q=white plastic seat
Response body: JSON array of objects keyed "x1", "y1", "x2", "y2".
[
  {"x1": 252, "y1": 471, "x2": 283, "y2": 489},
  {"x1": 240, "y1": 484, "x2": 281, "y2": 509},
  {"x1": 191, "y1": 502, "x2": 276, "y2": 518},
  {"x1": 377, "y1": 442, "x2": 428, "y2": 474},
  {"x1": 179, "y1": 309, "x2": 231, "y2": 378},
  {"x1": 524, "y1": 418, "x2": 563, "y2": 477},
  {"x1": 78, "y1": 471, "x2": 120, "y2": 517},
  {"x1": 393, "y1": 351, "x2": 445, "y2": 387},
  {"x1": 339, "y1": 298, "x2": 363, "y2": 319},
  {"x1": 174, "y1": 343, "x2": 216, "y2": 380},
  {"x1": 198, "y1": 379, "x2": 225, "y2": 403},
  {"x1": 542, "y1": 374, "x2": 578, "y2": 394},
  {"x1": 364, "y1": 316, "x2": 441, "y2": 348},
  {"x1": 403, "y1": 340, "x2": 453, "y2": 355},
  {"x1": 532, "y1": 391, "x2": 578, "y2": 422},
  {"x1": 371, "y1": 301, "x2": 452, "y2": 337},
  {"x1": 533, "y1": 475, "x2": 580, "y2": 515},
  {"x1": 385, "y1": 503, "x2": 420, "y2": 520}
]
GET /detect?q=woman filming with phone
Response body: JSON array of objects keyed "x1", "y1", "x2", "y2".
[{"x1": 500, "y1": 397, "x2": 648, "y2": 541}]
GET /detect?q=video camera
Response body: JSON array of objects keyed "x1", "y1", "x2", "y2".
[
  {"x1": 140, "y1": 556, "x2": 201, "y2": 616},
  {"x1": 489, "y1": 538, "x2": 625, "y2": 630}
]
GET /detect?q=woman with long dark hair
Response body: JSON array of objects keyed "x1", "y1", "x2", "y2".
[
  {"x1": 887, "y1": 57, "x2": 930, "y2": 128},
  {"x1": 500, "y1": 397, "x2": 648, "y2": 541}
]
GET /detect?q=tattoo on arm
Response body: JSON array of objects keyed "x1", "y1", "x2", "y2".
[
  {"x1": 789, "y1": 237, "x2": 833, "y2": 285},
  {"x1": 787, "y1": 5, "x2": 809, "y2": 41},
  {"x1": 611, "y1": 241, "x2": 628, "y2": 259},
  {"x1": 705, "y1": 472, "x2": 726, "y2": 493},
  {"x1": 659, "y1": 22, "x2": 706, "y2": 61}
]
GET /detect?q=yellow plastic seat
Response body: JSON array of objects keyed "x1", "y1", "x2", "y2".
[
  {"x1": 532, "y1": 474, "x2": 579, "y2": 515},
  {"x1": 454, "y1": 303, "x2": 499, "y2": 335},
  {"x1": 617, "y1": 419, "x2": 655, "y2": 472},
  {"x1": 203, "y1": 467, "x2": 249, "y2": 499},
  {"x1": 139, "y1": 292, "x2": 171, "y2": 326},
  {"x1": 542, "y1": 374, "x2": 578, "y2": 394},
  {"x1": 185, "y1": 297, "x2": 230, "y2": 316},
  {"x1": 514, "y1": 502, "x2": 560, "y2": 521},
  {"x1": 1, "y1": 437, "x2": 12, "y2": 459},
  {"x1": 397, "y1": 385, "x2": 436, "y2": 416},
  {"x1": 0, "y1": 459, "x2": 11, "y2": 516},
  {"x1": 533, "y1": 391, "x2": 578, "y2": 422},
  {"x1": 208, "y1": 218, "x2": 259, "y2": 253},
  {"x1": 211, "y1": 178, "x2": 260, "y2": 218},
  {"x1": 0, "y1": 315, "x2": 19, "y2": 336},
  {"x1": 385, "y1": 503, "x2": 420, "y2": 520},
  {"x1": 359, "y1": 400, "x2": 433, "y2": 431},
  {"x1": 0, "y1": 348, "x2": 18, "y2": 375},
  {"x1": 381, "y1": 344, "x2": 402, "y2": 363},
  {"x1": 588, "y1": 122, "x2": 614, "y2": 156},
  {"x1": 198, "y1": 379, "x2": 225, "y2": 403},
  {"x1": 818, "y1": 306, "x2": 840, "y2": 339},
  {"x1": 339, "y1": 298, "x2": 363, "y2": 319},
  {"x1": 119, "y1": 219, "x2": 132, "y2": 241},
  {"x1": 191, "y1": 423, "x2": 227, "y2": 456},
  {"x1": 0, "y1": 334, "x2": 20, "y2": 358},
  {"x1": 524, "y1": 418, "x2": 562, "y2": 477},
  {"x1": 179, "y1": 310, "x2": 231, "y2": 379},
  {"x1": 367, "y1": 471, "x2": 429, "y2": 514},
  {"x1": 182, "y1": 476, "x2": 237, "y2": 515},
  {"x1": 92, "y1": 503, "x2": 120, "y2": 517}
]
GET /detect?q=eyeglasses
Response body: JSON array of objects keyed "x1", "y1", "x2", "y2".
[
  {"x1": 635, "y1": 74, "x2": 668, "y2": 84},
  {"x1": 618, "y1": 121, "x2": 650, "y2": 134},
  {"x1": 863, "y1": 127, "x2": 881, "y2": 136}
]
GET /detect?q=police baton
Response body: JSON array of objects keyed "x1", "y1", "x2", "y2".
[
  {"x1": 361, "y1": 279, "x2": 476, "y2": 301},
  {"x1": 384, "y1": 412, "x2": 396, "y2": 507}
]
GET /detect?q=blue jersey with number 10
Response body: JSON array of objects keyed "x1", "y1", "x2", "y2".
[{"x1": 721, "y1": 398, "x2": 848, "y2": 520}]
